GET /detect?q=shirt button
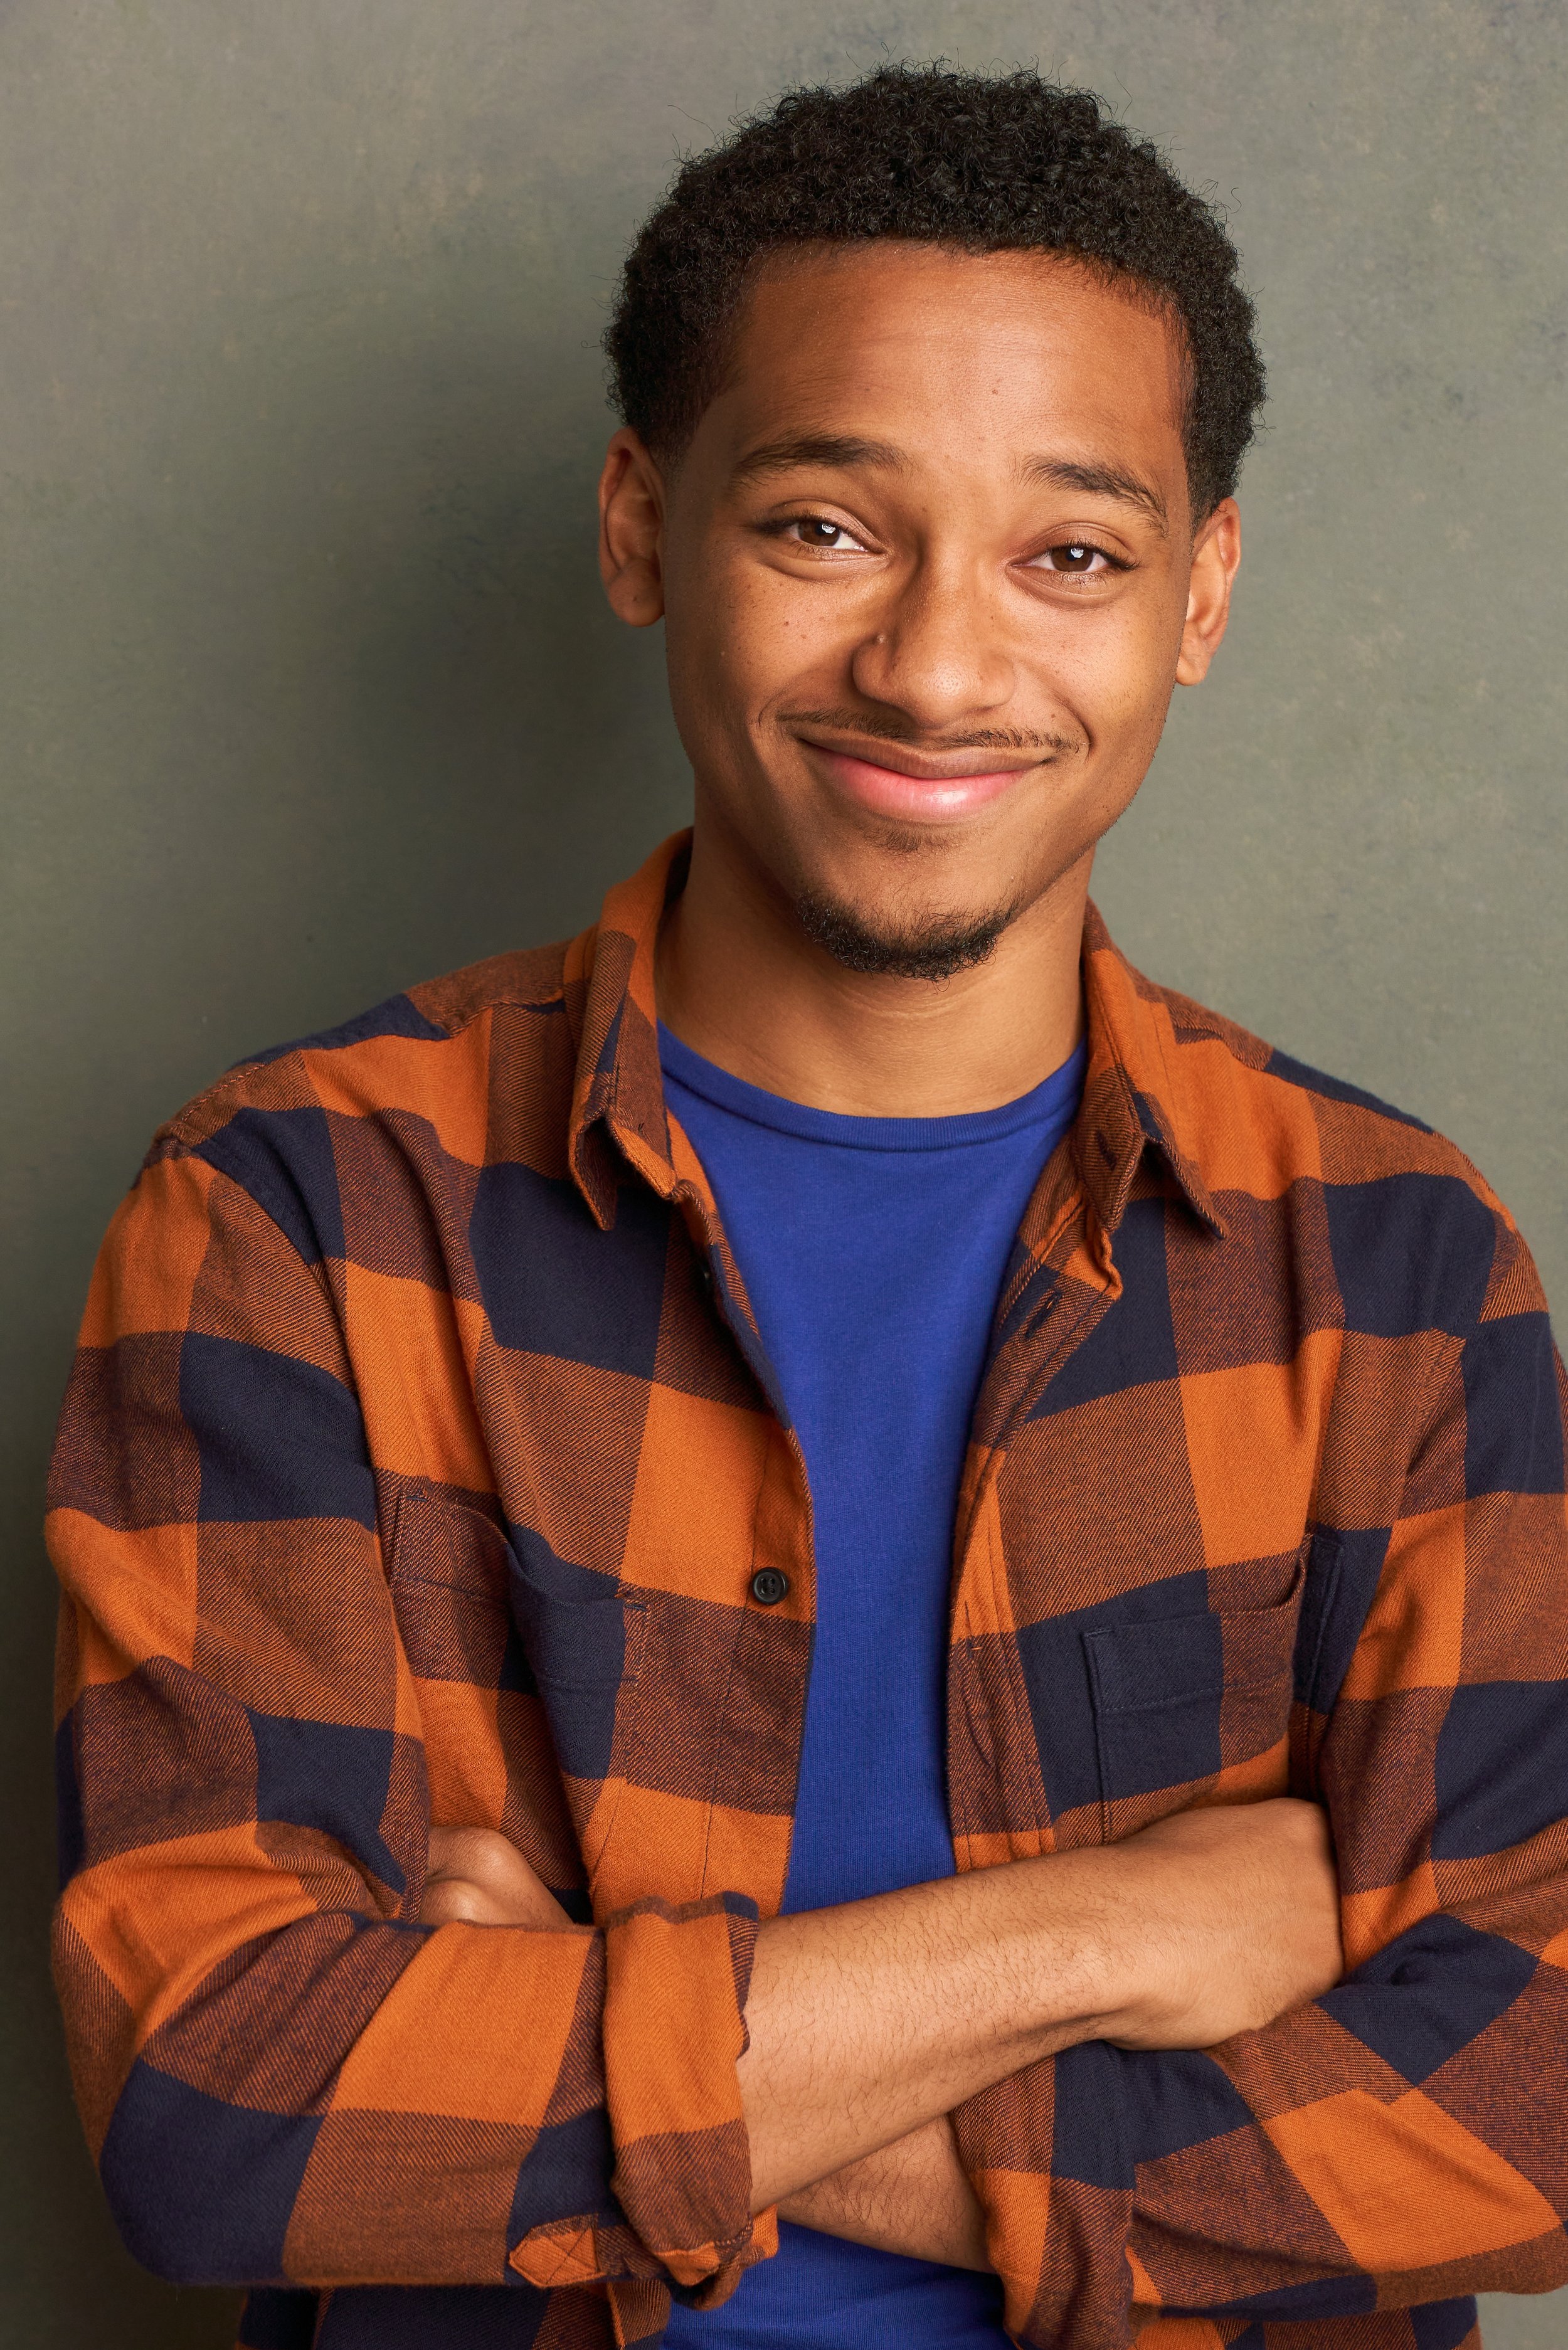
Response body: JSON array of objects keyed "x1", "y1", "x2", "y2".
[{"x1": 750, "y1": 1567, "x2": 789, "y2": 1607}]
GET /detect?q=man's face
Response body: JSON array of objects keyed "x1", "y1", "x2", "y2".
[{"x1": 602, "y1": 243, "x2": 1238, "y2": 976}]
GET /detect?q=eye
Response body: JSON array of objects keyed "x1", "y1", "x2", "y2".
[
  {"x1": 1029, "y1": 541, "x2": 1118, "y2": 575},
  {"x1": 780, "y1": 515, "x2": 869, "y2": 553}
]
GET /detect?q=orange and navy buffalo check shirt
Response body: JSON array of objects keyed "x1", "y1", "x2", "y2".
[{"x1": 48, "y1": 834, "x2": 1568, "y2": 2350}]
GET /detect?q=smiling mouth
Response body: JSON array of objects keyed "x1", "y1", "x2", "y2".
[{"x1": 797, "y1": 731, "x2": 1056, "y2": 822}]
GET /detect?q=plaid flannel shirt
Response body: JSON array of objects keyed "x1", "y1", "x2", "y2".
[{"x1": 49, "y1": 832, "x2": 1568, "y2": 2350}]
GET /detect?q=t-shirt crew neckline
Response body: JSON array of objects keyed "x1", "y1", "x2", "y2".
[{"x1": 655, "y1": 1022, "x2": 1088, "y2": 1155}]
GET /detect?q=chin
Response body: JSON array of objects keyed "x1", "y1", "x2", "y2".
[{"x1": 793, "y1": 886, "x2": 1022, "y2": 982}]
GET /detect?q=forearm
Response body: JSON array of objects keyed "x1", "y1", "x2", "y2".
[
  {"x1": 424, "y1": 1799, "x2": 1342, "y2": 2237},
  {"x1": 739, "y1": 1846, "x2": 1126, "y2": 2208},
  {"x1": 739, "y1": 1797, "x2": 1340, "y2": 2211},
  {"x1": 780, "y1": 2117, "x2": 989, "y2": 2270}
]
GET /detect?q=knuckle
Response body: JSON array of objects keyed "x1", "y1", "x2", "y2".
[{"x1": 421, "y1": 1877, "x2": 489, "y2": 1925}]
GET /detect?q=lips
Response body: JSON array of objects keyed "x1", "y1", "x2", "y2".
[{"x1": 807, "y1": 743, "x2": 1035, "y2": 822}]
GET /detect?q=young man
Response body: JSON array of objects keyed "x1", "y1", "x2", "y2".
[{"x1": 48, "y1": 66, "x2": 1568, "y2": 2350}]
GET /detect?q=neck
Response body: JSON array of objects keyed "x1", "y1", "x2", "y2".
[{"x1": 655, "y1": 825, "x2": 1089, "y2": 1119}]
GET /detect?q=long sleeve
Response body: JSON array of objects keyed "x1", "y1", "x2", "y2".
[
  {"x1": 955, "y1": 1216, "x2": 1568, "y2": 2346},
  {"x1": 48, "y1": 1137, "x2": 761, "y2": 2300}
]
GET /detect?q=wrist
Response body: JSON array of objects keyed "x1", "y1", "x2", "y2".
[{"x1": 1015, "y1": 1841, "x2": 1159, "y2": 2051}]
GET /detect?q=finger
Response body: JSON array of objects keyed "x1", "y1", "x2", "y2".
[
  {"x1": 420, "y1": 1875, "x2": 519, "y2": 1927},
  {"x1": 494, "y1": 1866, "x2": 574, "y2": 1929},
  {"x1": 421, "y1": 1871, "x2": 573, "y2": 1929},
  {"x1": 425, "y1": 1826, "x2": 573, "y2": 1928},
  {"x1": 428, "y1": 1826, "x2": 521, "y2": 1885}
]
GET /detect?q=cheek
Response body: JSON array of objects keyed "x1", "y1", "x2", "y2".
[
  {"x1": 736, "y1": 561, "x2": 861, "y2": 664},
  {"x1": 661, "y1": 571, "x2": 746, "y2": 738},
  {"x1": 667, "y1": 546, "x2": 770, "y2": 681},
  {"x1": 680, "y1": 564, "x2": 863, "y2": 728},
  {"x1": 662, "y1": 559, "x2": 823, "y2": 788},
  {"x1": 1034, "y1": 596, "x2": 1181, "y2": 741}
]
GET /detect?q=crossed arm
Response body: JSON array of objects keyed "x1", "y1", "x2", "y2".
[{"x1": 423, "y1": 1799, "x2": 1343, "y2": 2269}]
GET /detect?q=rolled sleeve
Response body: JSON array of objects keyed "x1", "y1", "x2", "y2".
[
  {"x1": 49, "y1": 1138, "x2": 771, "y2": 2299},
  {"x1": 510, "y1": 1892, "x2": 764, "y2": 2299}
]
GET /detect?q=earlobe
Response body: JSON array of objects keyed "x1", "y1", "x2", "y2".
[
  {"x1": 599, "y1": 428, "x2": 667, "y2": 628},
  {"x1": 1175, "y1": 633, "x2": 1215, "y2": 687},
  {"x1": 605, "y1": 559, "x2": 665, "y2": 628},
  {"x1": 1175, "y1": 497, "x2": 1241, "y2": 687}
]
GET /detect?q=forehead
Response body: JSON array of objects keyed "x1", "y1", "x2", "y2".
[{"x1": 706, "y1": 243, "x2": 1188, "y2": 482}]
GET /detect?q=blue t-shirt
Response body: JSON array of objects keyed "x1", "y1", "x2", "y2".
[{"x1": 658, "y1": 1024, "x2": 1085, "y2": 2350}]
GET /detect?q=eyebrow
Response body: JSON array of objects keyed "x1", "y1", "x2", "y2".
[
  {"x1": 731, "y1": 431, "x2": 909, "y2": 482},
  {"x1": 1023, "y1": 456, "x2": 1168, "y2": 532},
  {"x1": 730, "y1": 432, "x2": 1170, "y2": 534}
]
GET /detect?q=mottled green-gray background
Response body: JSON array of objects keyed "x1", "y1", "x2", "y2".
[{"x1": 3, "y1": 3, "x2": 1564, "y2": 2342}]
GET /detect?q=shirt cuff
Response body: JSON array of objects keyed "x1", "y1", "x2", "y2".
[{"x1": 509, "y1": 1892, "x2": 766, "y2": 2299}]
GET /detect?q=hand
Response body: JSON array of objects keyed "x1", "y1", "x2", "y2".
[
  {"x1": 1097, "y1": 1796, "x2": 1343, "y2": 2050},
  {"x1": 742, "y1": 1794, "x2": 1342, "y2": 2210},
  {"x1": 420, "y1": 1825, "x2": 573, "y2": 1929}
]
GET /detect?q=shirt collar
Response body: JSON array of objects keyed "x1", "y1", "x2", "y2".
[
  {"x1": 564, "y1": 833, "x2": 686, "y2": 1227},
  {"x1": 564, "y1": 831, "x2": 1225, "y2": 1243},
  {"x1": 1074, "y1": 900, "x2": 1227, "y2": 1244}
]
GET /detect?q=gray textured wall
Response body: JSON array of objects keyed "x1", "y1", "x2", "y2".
[{"x1": 3, "y1": 4, "x2": 1564, "y2": 2342}]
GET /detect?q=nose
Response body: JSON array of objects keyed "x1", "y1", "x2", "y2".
[{"x1": 848, "y1": 554, "x2": 1018, "y2": 733}]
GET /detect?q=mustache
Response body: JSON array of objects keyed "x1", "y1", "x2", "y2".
[{"x1": 783, "y1": 707, "x2": 1081, "y2": 758}]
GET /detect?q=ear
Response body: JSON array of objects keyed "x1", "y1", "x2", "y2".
[
  {"x1": 598, "y1": 428, "x2": 667, "y2": 627},
  {"x1": 1175, "y1": 497, "x2": 1241, "y2": 685}
]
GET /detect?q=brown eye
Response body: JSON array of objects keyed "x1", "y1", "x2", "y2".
[
  {"x1": 1025, "y1": 539, "x2": 1120, "y2": 580},
  {"x1": 798, "y1": 518, "x2": 842, "y2": 546},
  {"x1": 772, "y1": 515, "x2": 870, "y2": 554}
]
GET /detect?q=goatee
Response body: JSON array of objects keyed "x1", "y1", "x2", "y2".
[{"x1": 794, "y1": 890, "x2": 1020, "y2": 982}]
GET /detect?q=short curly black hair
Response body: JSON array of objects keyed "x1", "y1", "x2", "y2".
[{"x1": 607, "y1": 65, "x2": 1264, "y2": 519}]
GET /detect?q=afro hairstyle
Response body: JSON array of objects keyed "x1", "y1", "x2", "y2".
[{"x1": 607, "y1": 64, "x2": 1265, "y2": 519}]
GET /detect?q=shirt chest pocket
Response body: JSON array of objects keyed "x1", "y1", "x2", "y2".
[
  {"x1": 387, "y1": 1488, "x2": 643, "y2": 1790},
  {"x1": 1083, "y1": 1580, "x2": 1300, "y2": 1839},
  {"x1": 506, "y1": 1540, "x2": 646, "y2": 1692}
]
